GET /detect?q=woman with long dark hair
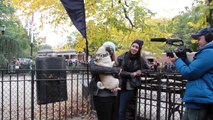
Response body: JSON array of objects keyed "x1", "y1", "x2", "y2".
[{"x1": 116, "y1": 40, "x2": 149, "y2": 120}]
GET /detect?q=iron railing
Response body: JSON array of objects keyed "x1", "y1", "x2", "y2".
[
  {"x1": 137, "y1": 71, "x2": 186, "y2": 120},
  {"x1": 0, "y1": 69, "x2": 186, "y2": 120}
]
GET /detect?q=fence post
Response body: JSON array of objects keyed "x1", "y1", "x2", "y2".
[
  {"x1": 1, "y1": 70, "x2": 4, "y2": 120},
  {"x1": 156, "y1": 73, "x2": 162, "y2": 120},
  {"x1": 31, "y1": 70, "x2": 35, "y2": 120}
]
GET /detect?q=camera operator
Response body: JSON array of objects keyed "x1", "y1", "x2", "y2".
[{"x1": 169, "y1": 27, "x2": 213, "y2": 120}]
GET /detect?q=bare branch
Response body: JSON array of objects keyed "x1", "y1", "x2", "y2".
[{"x1": 120, "y1": 0, "x2": 135, "y2": 28}]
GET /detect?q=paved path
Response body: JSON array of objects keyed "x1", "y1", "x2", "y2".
[
  {"x1": 68, "y1": 117, "x2": 97, "y2": 120},
  {"x1": 68, "y1": 117, "x2": 85, "y2": 120}
]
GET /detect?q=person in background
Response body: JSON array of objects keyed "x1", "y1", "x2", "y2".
[
  {"x1": 169, "y1": 27, "x2": 213, "y2": 120},
  {"x1": 153, "y1": 60, "x2": 159, "y2": 71},
  {"x1": 164, "y1": 61, "x2": 173, "y2": 72},
  {"x1": 12, "y1": 57, "x2": 16, "y2": 64},
  {"x1": 89, "y1": 41, "x2": 121, "y2": 120},
  {"x1": 116, "y1": 39, "x2": 149, "y2": 120},
  {"x1": 15, "y1": 58, "x2": 20, "y2": 69}
]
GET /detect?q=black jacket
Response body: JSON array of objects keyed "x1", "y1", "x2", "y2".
[{"x1": 116, "y1": 52, "x2": 149, "y2": 90}]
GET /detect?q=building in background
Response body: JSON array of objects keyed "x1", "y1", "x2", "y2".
[{"x1": 37, "y1": 49, "x2": 86, "y2": 62}]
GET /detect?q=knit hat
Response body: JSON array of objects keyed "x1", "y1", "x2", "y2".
[
  {"x1": 103, "y1": 41, "x2": 116, "y2": 51},
  {"x1": 131, "y1": 39, "x2": 144, "y2": 50}
]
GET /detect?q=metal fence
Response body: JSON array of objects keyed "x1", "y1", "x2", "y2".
[
  {"x1": 0, "y1": 69, "x2": 186, "y2": 120},
  {"x1": 137, "y1": 71, "x2": 186, "y2": 120},
  {"x1": 0, "y1": 69, "x2": 93, "y2": 120}
]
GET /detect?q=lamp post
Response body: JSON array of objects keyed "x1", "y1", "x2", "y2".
[
  {"x1": 1, "y1": 25, "x2": 6, "y2": 53},
  {"x1": 30, "y1": 38, "x2": 33, "y2": 57},
  {"x1": 1, "y1": 25, "x2": 6, "y2": 35}
]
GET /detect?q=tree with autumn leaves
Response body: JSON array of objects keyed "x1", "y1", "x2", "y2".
[
  {"x1": 3, "y1": 0, "x2": 213, "y2": 58},
  {"x1": 0, "y1": 1, "x2": 32, "y2": 68}
]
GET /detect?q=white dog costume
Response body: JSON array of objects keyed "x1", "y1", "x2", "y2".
[{"x1": 94, "y1": 45, "x2": 120, "y2": 90}]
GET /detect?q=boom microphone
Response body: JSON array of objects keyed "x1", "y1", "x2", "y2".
[
  {"x1": 151, "y1": 38, "x2": 184, "y2": 46},
  {"x1": 150, "y1": 38, "x2": 167, "y2": 42},
  {"x1": 150, "y1": 37, "x2": 190, "y2": 60}
]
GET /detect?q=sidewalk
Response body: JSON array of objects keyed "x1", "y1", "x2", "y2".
[
  {"x1": 67, "y1": 112, "x2": 97, "y2": 120},
  {"x1": 68, "y1": 117, "x2": 86, "y2": 120},
  {"x1": 68, "y1": 116, "x2": 97, "y2": 120}
]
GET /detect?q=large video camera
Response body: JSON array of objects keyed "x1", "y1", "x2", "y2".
[{"x1": 151, "y1": 38, "x2": 191, "y2": 60}]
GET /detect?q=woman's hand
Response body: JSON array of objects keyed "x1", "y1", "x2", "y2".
[
  {"x1": 118, "y1": 69, "x2": 122, "y2": 75},
  {"x1": 132, "y1": 70, "x2": 141, "y2": 77},
  {"x1": 111, "y1": 87, "x2": 121, "y2": 93}
]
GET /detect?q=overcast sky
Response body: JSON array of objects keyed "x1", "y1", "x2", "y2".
[{"x1": 143, "y1": 0, "x2": 194, "y2": 18}]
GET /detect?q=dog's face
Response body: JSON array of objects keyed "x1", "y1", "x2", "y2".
[
  {"x1": 95, "y1": 45, "x2": 114, "y2": 67},
  {"x1": 105, "y1": 46, "x2": 114, "y2": 56},
  {"x1": 95, "y1": 45, "x2": 110, "y2": 61}
]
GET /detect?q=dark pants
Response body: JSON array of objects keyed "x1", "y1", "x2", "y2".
[
  {"x1": 118, "y1": 90, "x2": 136, "y2": 120},
  {"x1": 182, "y1": 105, "x2": 213, "y2": 120},
  {"x1": 208, "y1": 105, "x2": 213, "y2": 119},
  {"x1": 93, "y1": 96, "x2": 118, "y2": 120},
  {"x1": 182, "y1": 108, "x2": 208, "y2": 120}
]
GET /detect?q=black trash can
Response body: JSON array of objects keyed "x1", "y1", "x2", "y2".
[{"x1": 36, "y1": 57, "x2": 67, "y2": 105}]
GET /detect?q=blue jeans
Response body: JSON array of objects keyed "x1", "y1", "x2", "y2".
[{"x1": 118, "y1": 90, "x2": 135, "y2": 120}]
